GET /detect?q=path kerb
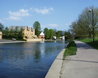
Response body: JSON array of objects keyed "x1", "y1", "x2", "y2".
[{"x1": 45, "y1": 49, "x2": 65, "y2": 78}]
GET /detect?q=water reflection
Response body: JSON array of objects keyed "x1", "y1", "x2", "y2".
[{"x1": 0, "y1": 41, "x2": 65, "y2": 78}]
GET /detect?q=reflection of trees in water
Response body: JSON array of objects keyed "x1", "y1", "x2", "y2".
[
  {"x1": 0, "y1": 41, "x2": 65, "y2": 77},
  {"x1": 34, "y1": 50, "x2": 41, "y2": 62},
  {"x1": 0, "y1": 43, "x2": 35, "y2": 63},
  {"x1": 33, "y1": 43, "x2": 42, "y2": 62},
  {"x1": 0, "y1": 50, "x2": 4, "y2": 63},
  {"x1": 0, "y1": 49, "x2": 25, "y2": 63},
  {"x1": 0, "y1": 41, "x2": 65, "y2": 63},
  {"x1": 0, "y1": 42, "x2": 43, "y2": 63},
  {"x1": 44, "y1": 42, "x2": 64, "y2": 56}
]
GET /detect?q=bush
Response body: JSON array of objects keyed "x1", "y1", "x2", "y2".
[{"x1": 63, "y1": 41, "x2": 77, "y2": 59}]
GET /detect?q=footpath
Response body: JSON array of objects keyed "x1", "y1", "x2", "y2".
[{"x1": 61, "y1": 41, "x2": 98, "y2": 78}]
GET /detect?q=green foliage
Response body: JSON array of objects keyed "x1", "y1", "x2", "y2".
[
  {"x1": 44, "y1": 28, "x2": 56, "y2": 39},
  {"x1": 33, "y1": 21, "x2": 41, "y2": 36},
  {"x1": 70, "y1": 7, "x2": 98, "y2": 38},
  {"x1": 0, "y1": 23, "x2": 4, "y2": 31},
  {"x1": 64, "y1": 31, "x2": 73, "y2": 41},
  {"x1": 56, "y1": 31, "x2": 63, "y2": 38},
  {"x1": 63, "y1": 41, "x2": 77, "y2": 59},
  {"x1": 3, "y1": 28, "x2": 24, "y2": 40},
  {"x1": 48, "y1": 29, "x2": 55, "y2": 39},
  {"x1": 44, "y1": 28, "x2": 49, "y2": 39},
  {"x1": 44, "y1": 28, "x2": 66, "y2": 40}
]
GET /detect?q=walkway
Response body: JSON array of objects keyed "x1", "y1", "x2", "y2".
[{"x1": 61, "y1": 41, "x2": 98, "y2": 78}]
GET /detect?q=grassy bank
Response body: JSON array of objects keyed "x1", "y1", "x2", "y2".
[
  {"x1": 80, "y1": 38, "x2": 98, "y2": 49},
  {"x1": 63, "y1": 41, "x2": 77, "y2": 59}
]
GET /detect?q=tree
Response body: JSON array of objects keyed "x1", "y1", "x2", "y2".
[
  {"x1": 48, "y1": 29, "x2": 55, "y2": 39},
  {"x1": 5, "y1": 27, "x2": 9, "y2": 31},
  {"x1": 0, "y1": 23, "x2": 4, "y2": 31},
  {"x1": 44, "y1": 28, "x2": 56, "y2": 39},
  {"x1": 56, "y1": 31, "x2": 63, "y2": 38},
  {"x1": 70, "y1": 7, "x2": 98, "y2": 38},
  {"x1": 44, "y1": 28, "x2": 49, "y2": 39},
  {"x1": 2, "y1": 27, "x2": 9, "y2": 38},
  {"x1": 3, "y1": 26, "x2": 24, "y2": 40},
  {"x1": 33, "y1": 21, "x2": 41, "y2": 36},
  {"x1": 64, "y1": 31, "x2": 73, "y2": 41},
  {"x1": 18, "y1": 29, "x2": 24, "y2": 40}
]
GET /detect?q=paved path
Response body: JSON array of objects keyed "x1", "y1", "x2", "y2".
[{"x1": 61, "y1": 41, "x2": 98, "y2": 78}]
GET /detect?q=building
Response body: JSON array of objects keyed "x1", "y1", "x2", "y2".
[
  {"x1": 0, "y1": 32, "x2": 2, "y2": 39},
  {"x1": 8, "y1": 26, "x2": 44, "y2": 41},
  {"x1": 60, "y1": 36, "x2": 65, "y2": 40},
  {"x1": 22, "y1": 26, "x2": 37, "y2": 40},
  {"x1": 39, "y1": 32, "x2": 45, "y2": 39},
  {"x1": 53, "y1": 36, "x2": 56, "y2": 40}
]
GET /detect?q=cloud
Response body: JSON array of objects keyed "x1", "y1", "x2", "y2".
[
  {"x1": 48, "y1": 24, "x2": 59, "y2": 27},
  {"x1": 4, "y1": 7, "x2": 54, "y2": 21},
  {"x1": 33, "y1": 8, "x2": 54, "y2": 14},
  {"x1": 6, "y1": 9, "x2": 30, "y2": 20},
  {"x1": 9, "y1": 9, "x2": 30, "y2": 17},
  {"x1": 6, "y1": 16, "x2": 21, "y2": 20}
]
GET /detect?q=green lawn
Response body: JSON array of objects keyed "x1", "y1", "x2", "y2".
[
  {"x1": 63, "y1": 41, "x2": 77, "y2": 59},
  {"x1": 80, "y1": 38, "x2": 98, "y2": 49}
]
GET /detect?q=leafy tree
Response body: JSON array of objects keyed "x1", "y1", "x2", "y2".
[
  {"x1": 56, "y1": 31, "x2": 63, "y2": 38},
  {"x1": 64, "y1": 31, "x2": 72, "y2": 41},
  {"x1": 18, "y1": 29, "x2": 24, "y2": 40},
  {"x1": 44, "y1": 28, "x2": 56, "y2": 39},
  {"x1": 3, "y1": 26, "x2": 24, "y2": 40},
  {"x1": 48, "y1": 29, "x2": 55, "y2": 39},
  {"x1": 44, "y1": 28, "x2": 49, "y2": 39},
  {"x1": 70, "y1": 7, "x2": 98, "y2": 38},
  {"x1": 5, "y1": 27, "x2": 9, "y2": 31},
  {"x1": 0, "y1": 23, "x2": 4, "y2": 31},
  {"x1": 33, "y1": 21, "x2": 41, "y2": 36}
]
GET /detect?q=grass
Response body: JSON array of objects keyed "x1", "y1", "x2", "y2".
[
  {"x1": 63, "y1": 41, "x2": 77, "y2": 59},
  {"x1": 80, "y1": 38, "x2": 98, "y2": 49}
]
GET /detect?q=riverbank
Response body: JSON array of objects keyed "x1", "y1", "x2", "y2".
[
  {"x1": 45, "y1": 49, "x2": 65, "y2": 78},
  {"x1": 0, "y1": 39, "x2": 44, "y2": 44},
  {"x1": 0, "y1": 39, "x2": 26, "y2": 44}
]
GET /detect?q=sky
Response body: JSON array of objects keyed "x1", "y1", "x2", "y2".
[{"x1": 0, "y1": 0, "x2": 98, "y2": 31}]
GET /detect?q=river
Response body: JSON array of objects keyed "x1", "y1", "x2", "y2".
[{"x1": 0, "y1": 41, "x2": 65, "y2": 78}]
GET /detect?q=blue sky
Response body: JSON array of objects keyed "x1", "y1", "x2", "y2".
[{"x1": 0, "y1": 0, "x2": 98, "y2": 31}]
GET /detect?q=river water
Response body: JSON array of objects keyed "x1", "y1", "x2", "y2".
[{"x1": 0, "y1": 41, "x2": 65, "y2": 78}]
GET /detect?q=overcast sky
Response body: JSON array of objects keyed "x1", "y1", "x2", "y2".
[{"x1": 0, "y1": 0, "x2": 98, "y2": 30}]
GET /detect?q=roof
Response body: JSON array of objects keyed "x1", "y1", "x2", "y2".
[{"x1": 40, "y1": 32, "x2": 44, "y2": 36}]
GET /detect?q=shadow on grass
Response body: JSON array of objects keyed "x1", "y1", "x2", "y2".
[
  {"x1": 86, "y1": 41, "x2": 98, "y2": 49},
  {"x1": 79, "y1": 38, "x2": 98, "y2": 49},
  {"x1": 76, "y1": 42, "x2": 93, "y2": 49}
]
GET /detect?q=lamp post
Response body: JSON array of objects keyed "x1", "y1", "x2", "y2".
[{"x1": 89, "y1": 8, "x2": 95, "y2": 42}]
